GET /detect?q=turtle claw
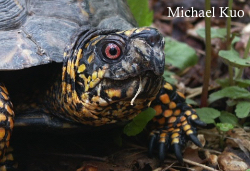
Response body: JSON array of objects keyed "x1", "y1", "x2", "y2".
[
  {"x1": 148, "y1": 133, "x2": 157, "y2": 157},
  {"x1": 192, "y1": 118, "x2": 207, "y2": 127},
  {"x1": 189, "y1": 134, "x2": 202, "y2": 147},
  {"x1": 173, "y1": 143, "x2": 183, "y2": 163},
  {"x1": 159, "y1": 142, "x2": 165, "y2": 162}
]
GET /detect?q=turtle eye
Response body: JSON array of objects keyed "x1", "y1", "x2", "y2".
[{"x1": 103, "y1": 43, "x2": 121, "y2": 59}]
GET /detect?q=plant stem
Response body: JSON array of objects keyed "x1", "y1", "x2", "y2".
[
  {"x1": 227, "y1": 0, "x2": 234, "y2": 85},
  {"x1": 200, "y1": 0, "x2": 211, "y2": 107},
  {"x1": 236, "y1": 37, "x2": 250, "y2": 79}
]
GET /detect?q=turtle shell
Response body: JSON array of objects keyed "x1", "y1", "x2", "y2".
[{"x1": 0, "y1": 0, "x2": 136, "y2": 70}]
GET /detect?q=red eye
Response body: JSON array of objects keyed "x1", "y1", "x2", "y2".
[{"x1": 104, "y1": 43, "x2": 121, "y2": 59}]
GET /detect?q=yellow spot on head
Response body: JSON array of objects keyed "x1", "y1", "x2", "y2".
[
  {"x1": 124, "y1": 28, "x2": 137, "y2": 36},
  {"x1": 87, "y1": 53, "x2": 95, "y2": 63},
  {"x1": 98, "y1": 69, "x2": 105, "y2": 78},
  {"x1": 105, "y1": 89, "x2": 121, "y2": 99},
  {"x1": 135, "y1": 27, "x2": 150, "y2": 33},
  {"x1": 77, "y1": 64, "x2": 86, "y2": 73},
  {"x1": 92, "y1": 71, "x2": 97, "y2": 80},
  {"x1": 89, "y1": 78, "x2": 100, "y2": 88}
]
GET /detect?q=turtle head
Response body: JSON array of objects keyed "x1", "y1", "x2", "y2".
[{"x1": 61, "y1": 26, "x2": 165, "y2": 125}]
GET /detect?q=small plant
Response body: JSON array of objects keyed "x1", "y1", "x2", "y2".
[{"x1": 196, "y1": 0, "x2": 250, "y2": 132}]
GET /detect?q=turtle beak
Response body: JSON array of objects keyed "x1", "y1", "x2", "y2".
[{"x1": 129, "y1": 27, "x2": 165, "y2": 76}]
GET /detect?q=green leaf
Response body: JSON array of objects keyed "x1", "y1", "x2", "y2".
[
  {"x1": 219, "y1": 50, "x2": 250, "y2": 68},
  {"x1": 235, "y1": 79, "x2": 250, "y2": 88},
  {"x1": 163, "y1": 70, "x2": 177, "y2": 85},
  {"x1": 123, "y1": 107, "x2": 155, "y2": 136},
  {"x1": 195, "y1": 107, "x2": 220, "y2": 124},
  {"x1": 186, "y1": 98, "x2": 198, "y2": 106},
  {"x1": 235, "y1": 101, "x2": 250, "y2": 118},
  {"x1": 216, "y1": 123, "x2": 234, "y2": 132},
  {"x1": 208, "y1": 86, "x2": 250, "y2": 103},
  {"x1": 197, "y1": 28, "x2": 227, "y2": 39},
  {"x1": 217, "y1": 78, "x2": 250, "y2": 88},
  {"x1": 216, "y1": 78, "x2": 230, "y2": 88},
  {"x1": 127, "y1": 0, "x2": 153, "y2": 27},
  {"x1": 164, "y1": 37, "x2": 198, "y2": 70},
  {"x1": 219, "y1": 111, "x2": 239, "y2": 126}
]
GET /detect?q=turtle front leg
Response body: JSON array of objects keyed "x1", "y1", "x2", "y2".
[
  {"x1": 0, "y1": 84, "x2": 15, "y2": 170},
  {"x1": 149, "y1": 81, "x2": 206, "y2": 162}
]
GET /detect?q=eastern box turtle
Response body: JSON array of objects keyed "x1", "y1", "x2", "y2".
[{"x1": 0, "y1": 0, "x2": 205, "y2": 170}]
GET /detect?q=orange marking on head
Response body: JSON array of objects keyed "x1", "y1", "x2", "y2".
[
  {"x1": 153, "y1": 105, "x2": 162, "y2": 115},
  {"x1": 169, "y1": 102, "x2": 176, "y2": 109},
  {"x1": 163, "y1": 109, "x2": 173, "y2": 117},
  {"x1": 160, "y1": 94, "x2": 170, "y2": 104},
  {"x1": 168, "y1": 116, "x2": 177, "y2": 123}
]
